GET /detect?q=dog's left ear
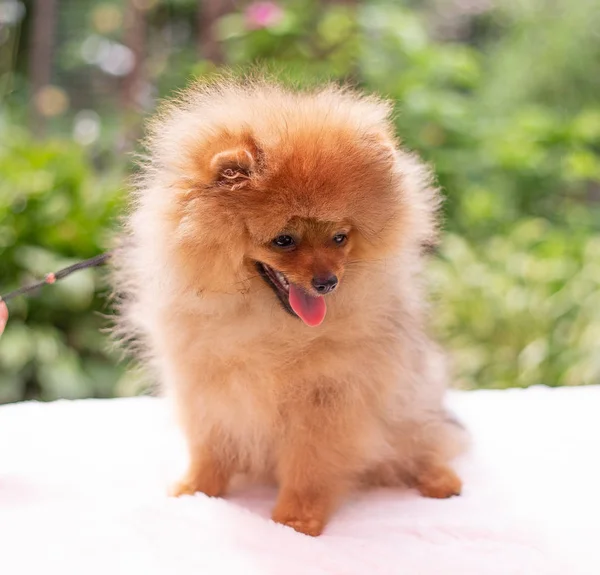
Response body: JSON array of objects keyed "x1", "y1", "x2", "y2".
[{"x1": 210, "y1": 147, "x2": 256, "y2": 190}]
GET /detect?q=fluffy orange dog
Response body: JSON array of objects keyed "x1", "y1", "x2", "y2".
[{"x1": 112, "y1": 76, "x2": 468, "y2": 537}]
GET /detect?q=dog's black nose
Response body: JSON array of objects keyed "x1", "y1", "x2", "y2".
[{"x1": 312, "y1": 275, "x2": 338, "y2": 294}]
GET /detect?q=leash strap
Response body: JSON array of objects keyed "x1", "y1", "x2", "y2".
[{"x1": 0, "y1": 252, "x2": 112, "y2": 303}]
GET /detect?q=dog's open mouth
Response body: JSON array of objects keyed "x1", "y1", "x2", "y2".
[{"x1": 256, "y1": 263, "x2": 327, "y2": 327}]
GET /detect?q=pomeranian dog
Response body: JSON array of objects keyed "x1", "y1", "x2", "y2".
[{"x1": 112, "y1": 75, "x2": 468, "y2": 537}]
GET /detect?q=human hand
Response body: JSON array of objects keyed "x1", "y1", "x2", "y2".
[{"x1": 0, "y1": 300, "x2": 8, "y2": 336}]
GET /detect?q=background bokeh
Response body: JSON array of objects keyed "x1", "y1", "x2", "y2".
[{"x1": 1, "y1": 0, "x2": 599, "y2": 403}]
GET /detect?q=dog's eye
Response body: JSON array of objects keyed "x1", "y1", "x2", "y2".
[
  {"x1": 272, "y1": 235, "x2": 295, "y2": 249},
  {"x1": 333, "y1": 233, "x2": 347, "y2": 245}
]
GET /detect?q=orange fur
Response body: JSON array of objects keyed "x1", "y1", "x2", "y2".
[{"x1": 111, "y1": 75, "x2": 468, "y2": 536}]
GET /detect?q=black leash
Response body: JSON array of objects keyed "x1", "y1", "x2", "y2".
[{"x1": 0, "y1": 252, "x2": 112, "y2": 303}]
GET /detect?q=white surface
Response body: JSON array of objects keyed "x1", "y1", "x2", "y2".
[{"x1": 1, "y1": 387, "x2": 598, "y2": 575}]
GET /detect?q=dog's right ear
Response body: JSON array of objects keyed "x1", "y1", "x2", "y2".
[{"x1": 210, "y1": 148, "x2": 256, "y2": 190}]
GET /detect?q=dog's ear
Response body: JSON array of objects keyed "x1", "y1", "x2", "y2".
[{"x1": 210, "y1": 148, "x2": 256, "y2": 190}]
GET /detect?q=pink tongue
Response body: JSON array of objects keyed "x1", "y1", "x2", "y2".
[{"x1": 288, "y1": 283, "x2": 327, "y2": 327}]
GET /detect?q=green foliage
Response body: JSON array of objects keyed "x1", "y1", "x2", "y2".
[
  {"x1": 1, "y1": 0, "x2": 599, "y2": 401},
  {"x1": 0, "y1": 123, "x2": 130, "y2": 402},
  {"x1": 431, "y1": 221, "x2": 600, "y2": 389}
]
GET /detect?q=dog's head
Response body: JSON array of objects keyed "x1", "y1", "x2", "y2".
[
  {"x1": 143, "y1": 80, "x2": 439, "y2": 326},
  {"x1": 251, "y1": 218, "x2": 351, "y2": 326}
]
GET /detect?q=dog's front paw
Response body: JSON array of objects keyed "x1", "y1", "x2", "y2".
[
  {"x1": 272, "y1": 507, "x2": 325, "y2": 537},
  {"x1": 168, "y1": 465, "x2": 228, "y2": 498},
  {"x1": 169, "y1": 478, "x2": 201, "y2": 498},
  {"x1": 271, "y1": 490, "x2": 330, "y2": 537}
]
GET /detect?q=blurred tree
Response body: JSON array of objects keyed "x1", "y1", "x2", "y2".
[
  {"x1": 198, "y1": 0, "x2": 233, "y2": 63},
  {"x1": 1, "y1": 0, "x2": 599, "y2": 400},
  {"x1": 122, "y1": 0, "x2": 146, "y2": 112},
  {"x1": 28, "y1": 0, "x2": 58, "y2": 134},
  {"x1": 121, "y1": 0, "x2": 148, "y2": 144}
]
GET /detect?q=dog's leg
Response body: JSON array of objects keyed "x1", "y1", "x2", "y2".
[
  {"x1": 362, "y1": 409, "x2": 467, "y2": 497},
  {"x1": 271, "y1": 385, "x2": 365, "y2": 536},
  {"x1": 271, "y1": 454, "x2": 342, "y2": 537},
  {"x1": 413, "y1": 413, "x2": 467, "y2": 499},
  {"x1": 170, "y1": 446, "x2": 230, "y2": 498},
  {"x1": 170, "y1": 427, "x2": 234, "y2": 498},
  {"x1": 413, "y1": 460, "x2": 462, "y2": 499}
]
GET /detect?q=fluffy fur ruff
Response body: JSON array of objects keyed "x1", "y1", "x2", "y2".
[{"x1": 111, "y1": 76, "x2": 468, "y2": 537}]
